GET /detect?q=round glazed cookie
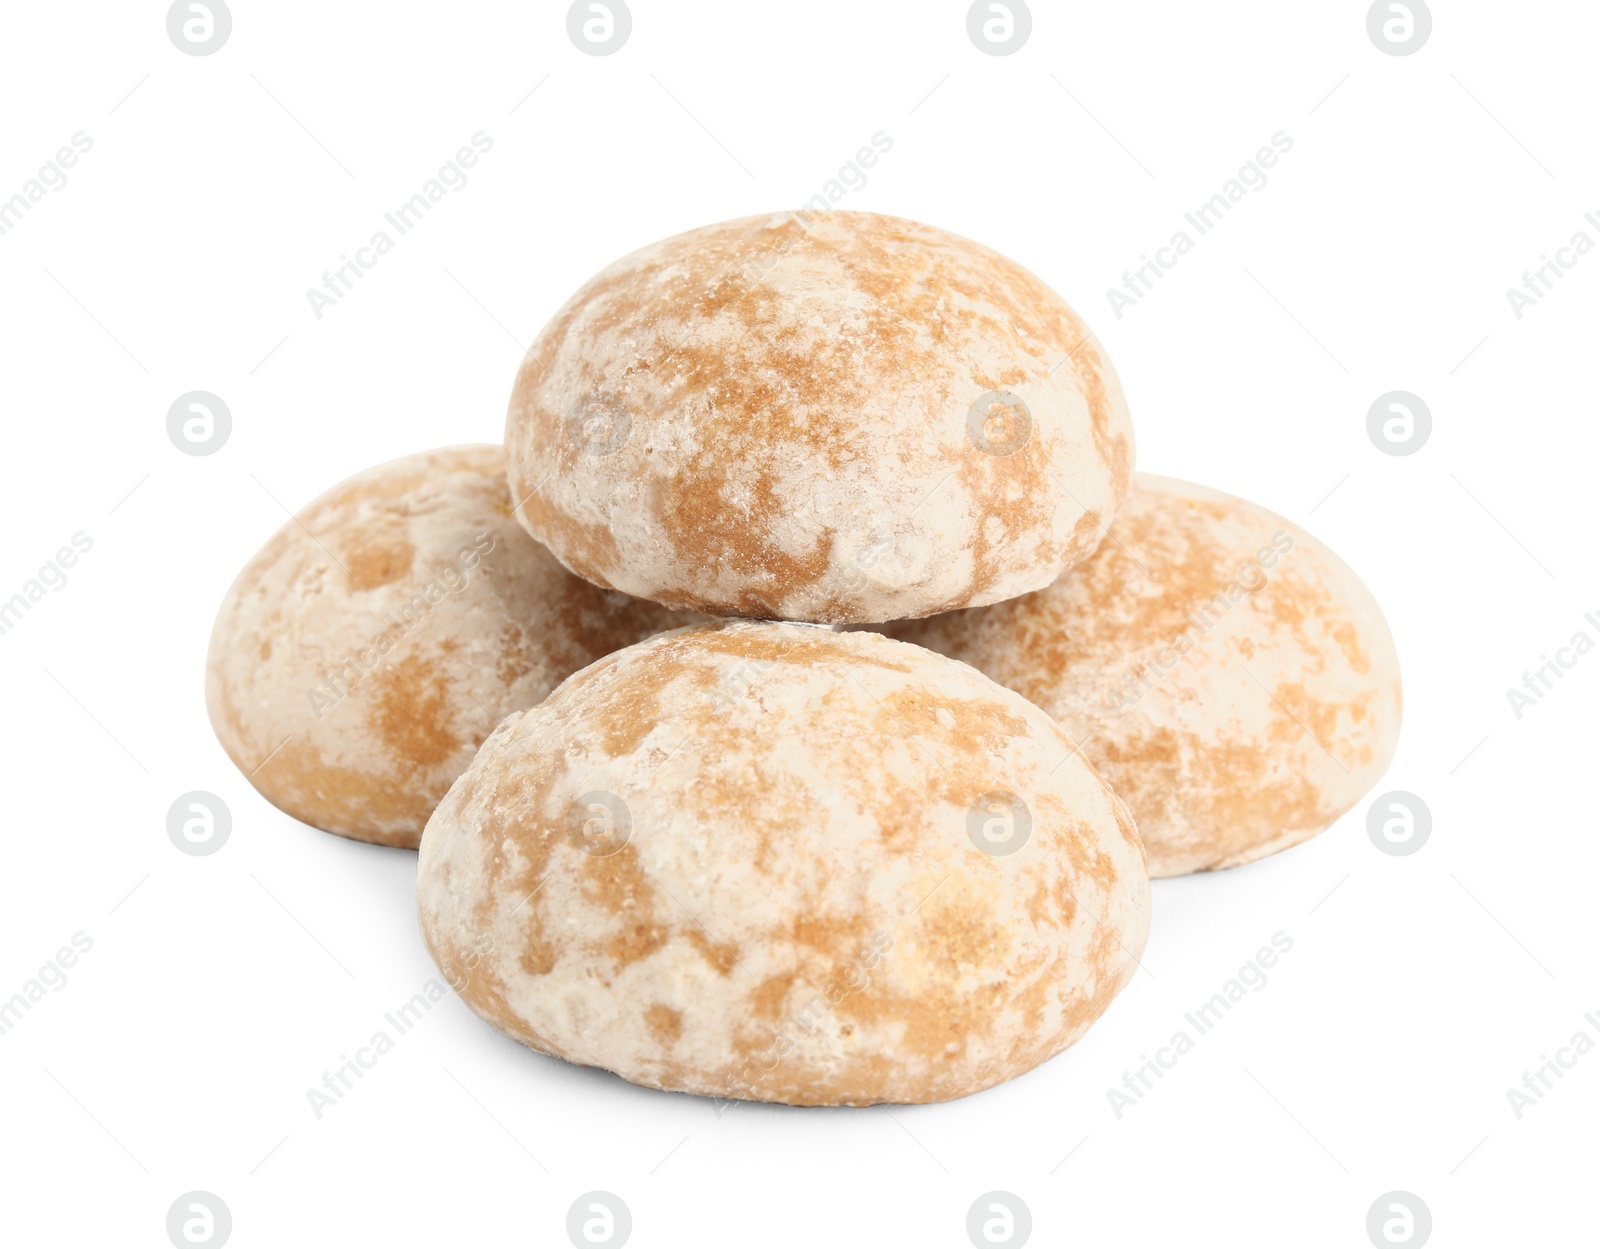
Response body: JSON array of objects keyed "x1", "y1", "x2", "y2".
[
  {"x1": 417, "y1": 621, "x2": 1150, "y2": 1105},
  {"x1": 889, "y1": 473, "x2": 1402, "y2": 877},
  {"x1": 206, "y1": 445, "x2": 690, "y2": 849},
  {"x1": 505, "y1": 210, "x2": 1134, "y2": 624}
]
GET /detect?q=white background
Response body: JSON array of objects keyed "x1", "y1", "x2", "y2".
[{"x1": 1, "y1": 1, "x2": 1595, "y2": 1245}]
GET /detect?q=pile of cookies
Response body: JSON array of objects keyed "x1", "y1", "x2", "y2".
[{"x1": 207, "y1": 211, "x2": 1400, "y2": 1106}]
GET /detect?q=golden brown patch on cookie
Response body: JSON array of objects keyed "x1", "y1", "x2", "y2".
[
  {"x1": 251, "y1": 735, "x2": 434, "y2": 847},
  {"x1": 374, "y1": 653, "x2": 458, "y2": 768},
  {"x1": 685, "y1": 929, "x2": 741, "y2": 976},
  {"x1": 833, "y1": 968, "x2": 1003, "y2": 1068},
  {"x1": 493, "y1": 622, "x2": 534, "y2": 688},
  {"x1": 1102, "y1": 786, "x2": 1140, "y2": 851},
  {"x1": 946, "y1": 445, "x2": 1055, "y2": 609},
  {"x1": 1071, "y1": 338, "x2": 1131, "y2": 495},
  {"x1": 342, "y1": 527, "x2": 415, "y2": 592},
  {"x1": 749, "y1": 972, "x2": 798, "y2": 1020},
  {"x1": 517, "y1": 501, "x2": 622, "y2": 592},
  {"x1": 914, "y1": 883, "x2": 1009, "y2": 975},
  {"x1": 565, "y1": 647, "x2": 708, "y2": 760},
  {"x1": 519, "y1": 937, "x2": 561, "y2": 979},
  {"x1": 582, "y1": 840, "x2": 656, "y2": 912},
  {"x1": 1267, "y1": 682, "x2": 1346, "y2": 765},
  {"x1": 1182, "y1": 731, "x2": 1331, "y2": 869},
  {"x1": 651, "y1": 458, "x2": 838, "y2": 617},
  {"x1": 1332, "y1": 619, "x2": 1370, "y2": 674},
  {"x1": 645, "y1": 1004, "x2": 684, "y2": 1045}
]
